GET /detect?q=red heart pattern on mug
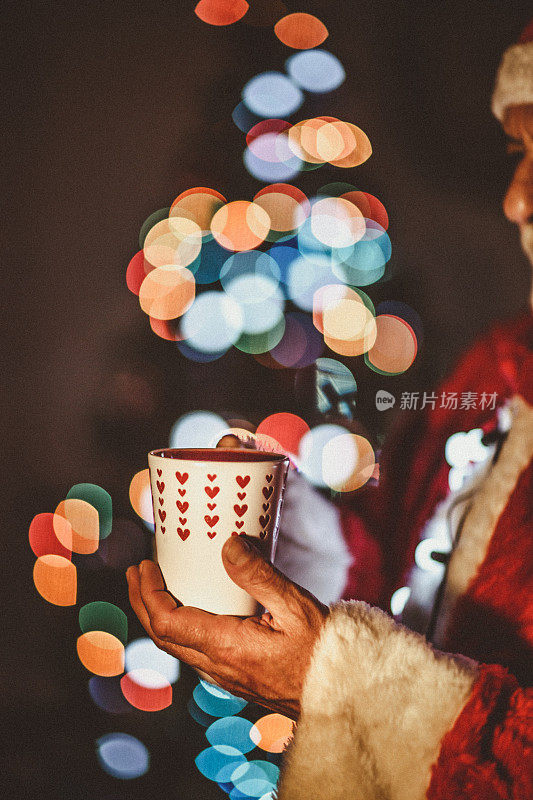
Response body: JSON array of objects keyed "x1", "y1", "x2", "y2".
[
  {"x1": 205, "y1": 486, "x2": 220, "y2": 499},
  {"x1": 161, "y1": 526, "x2": 166, "y2": 534},
  {"x1": 156, "y1": 480, "x2": 165, "y2": 493},
  {"x1": 158, "y1": 509, "x2": 166, "y2": 522},
  {"x1": 157, "y1": 469, "x2": 162, "y2": 477},
  {"x1": 175, "y1": 472, "x2": 189, "y2": 485},
  {"x1": 176, "y1": 500, "x2": 189, "y2": 513},
  {"x1": 259, "y1": 514, "x2": 270, "y2": 528},
  {"x1": 158, "y1": 497, "x2": 164, "y2": 506},
  {"x1": 235, "y1": 520, "x2": 244, "y2": 529},
  {"x1": 179, "y1": 517, "x2": 187, "y2": 525},
  {"x1": 207, "y1": 502, "x2": 217, "y2": 510},
  {"x1": 204, "y1": 514, "x2": 219, "y2": 527},
  {"x1": 177, "y1": 527, "x2": 190, "y2": 541},
  {"x1": 207, "y1": 473, "x2": 217, "y2": 482},
  {"x1": 207, "y1": 531, "x2": 217, "y2": 539},
  {"x1": 178, "y1": 488, "x2": 186, "y2": 496},
  {"x1": 262, "y1": 486, "x2": 273, "y2": 500},
  {"x1": 236, "y1": 475, "x2": 250, "y2": 488},
  {"x1": 237, "y1": 491, "x2": 246, "y2": 501},
  {"x1": 234, "y1": 504, "x2": 248, "y2": 517}
]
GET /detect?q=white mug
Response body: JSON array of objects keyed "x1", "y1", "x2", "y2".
[{"x1": 148, "y1": 448, "x2": 289, "y2": 615}]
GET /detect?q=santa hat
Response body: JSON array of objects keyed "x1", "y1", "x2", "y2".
[{"x1": 492, "y1": 19, "x2": 533, "y2": 121}]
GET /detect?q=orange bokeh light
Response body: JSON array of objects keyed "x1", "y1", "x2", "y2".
[
  {"x1": 366, "y1": 314, "x2": 418, "y2": 374},
  {"x1": 53, "y1": 499, "x2": 100, "y2": 555},
  {"x1": 33, "y1": 554, "x2": 77, "y2": 606},
  {"x1": 195, "y1": 0, "x2": 249, "y2": 26},
  {"x1": 250, "y1": 713, "x2": 295, "y2": 753},
  {"x1": 139, "y1": 265, "x2": 195, "y2": 321},
  {"x1": 129, "y1": 469, "x2": 153, "y2": 524},
  {"x1": 210, "y1": 201, "x2": 270, "y2": 252},
  {"x1": 253, "y1": 183, "x2": 309, "y2": 232},
  {"x1": 322, "y1": 433, "x2": 376, "y2": 492},
  {"x1": 169, "y1": 192, "x2": 225, "y2": 237},
  {"x1": 77, "y1": 630, "x2": 125, "y2": 676},
  {"x1": 274, "y1": 13, "x2": 328, "y2": 49}
]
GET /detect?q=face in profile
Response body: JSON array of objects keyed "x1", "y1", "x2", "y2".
[{"x1": 502, "y1": 104, "x2": 533, "y2": 279}]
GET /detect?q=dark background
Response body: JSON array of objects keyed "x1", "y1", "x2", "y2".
[{"x1": 3, "y1": 1, "x2": 532, "y2": 797}]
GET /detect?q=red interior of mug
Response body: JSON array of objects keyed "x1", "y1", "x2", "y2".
[{"x1": 149, "y1": 448, "x2": 288, "y2": 463}]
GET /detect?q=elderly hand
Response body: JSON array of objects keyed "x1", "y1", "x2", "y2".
[{"x1": 126, "y1": 535, "x2": 328, "y2": 719}]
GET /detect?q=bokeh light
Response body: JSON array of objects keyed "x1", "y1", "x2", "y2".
[
  {"x1": 256, "y1": 412, "x2": 310, "y2": 457},
  {"x1": 170, "y1": 188, "x2": 226, "y2": 238},
  {"x1": 193, "y1": 682, "x2": 248, "y2": 717},
  {"x1": 126, "y1": 250, "x2": 151, "y2": 296},
  {"x1": 322, "y1": 433, "x2": 375, "y2": 492},
  {"x1": 253, "y1": 184, "x2": 309, "y2": 236},
  {"x1": 96, "y1": 732, "x2": 149, "y2": 780},
  {"x1": 66, "y1": 483, "x2": 112, "y2": 539},
  {"x1": 206, "y1": 717, "x2": 255, "y2": 753},
  {"x1": 257, "y1": 310, "x2": 323, "y2": 368},
  {"x1": 195, "y1": 745, "x2": 247, "y2": 782},
  {"x1": 364, "y1": 314, "x2": 418, "y2": 375},
  {"x1": 195, "y1": 0, "x2": 249, "y2": 26},
  {"x1": 181, "y1": 290, "x2": 244, "y2": 352},
  {"x1": 143, "y1": 217, "x2": 202, "y2": 269},
  {"x1": 169, "y1": 410, "x2": 227, "y2": 448},
  {"x1": 120, "y1": 669, "x2": 173, "y2": 712},
  {"x1": 53, "y1": 498, "x2": 100, "y2": 554},
  {"x1": 129, "y1": 469, "x2": 154, "y2": 525},
  {"x1": 89, "y1": 676, "x2": 133, "y2": 714},
  {"x1": 139, "y1": 207, "x2": 171, "y2": 249},
  {"x1": 139, "y1": 265, "x2": 196, "y2": 321},
  {"x1": 231, "y1": 760, "x2": 279, "y2": 797},
  {"x1": 286, "y1": 49, "x2": 345, "y2": 92},
  {"x1": 33, "y1": 554, "x2": 77, "y2": 606},
  {"x1": 125, "y1": 637, "x2": 180, "y2": 685},
  {"x1": 274, "y1": 13, "x2": 328, "y2": 49},
  {"x1": 29, "y1": 512, "x2": 72, "y2": 559},
  {"x1": 298, "y1": 423, "x2": 350, "y2": 488},
  {"x1": 77, "y1": 630, "x2": 125, "y2": 676},
  {"x1": 211, "y1": 201, "x2": 271, "y2": 252},
  {"x1": 79, "y1": 601, "x2": 128, "y2": 645},
  {"x1": 249, "y1": 713, "x2": 294, "y2": 753},
  {"x1": 225, "y1": 274, "x2": 284, "y2": 335},
  {"x1": 242, "y1": 73, "x2": 303, "y2": 119}
]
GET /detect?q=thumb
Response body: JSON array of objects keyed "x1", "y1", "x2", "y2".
[{"x1": 222, "y1": 535, "x2": 292, "y2": 616}]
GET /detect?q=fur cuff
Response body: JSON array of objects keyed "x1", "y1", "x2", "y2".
[
  {"x1": 492, "y1": 42, "x2": 533, "y2": 121},
  {"x1": 277, "y1": 602, "x2": 477, "y2": 800}
]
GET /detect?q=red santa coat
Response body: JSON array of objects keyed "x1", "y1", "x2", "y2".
[{"x1": 278, "y1": 314, "x2": 532, "y2": 800}]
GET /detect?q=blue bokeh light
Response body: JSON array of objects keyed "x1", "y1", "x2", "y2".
[
  {"x1": 206, "y1": 717, "x2": 255, "y2": 754},
  {"x1": 96, "y1": 732, "x2": 150, "y2": 780},
  {"x1": 242, "y1": 72, "x2": 303, "y2": 118},
  {"x1": 286, "y1": 49, "x2": 345, "y2": 93}
]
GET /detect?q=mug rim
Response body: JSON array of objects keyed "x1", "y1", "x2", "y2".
[{"x1": 148, "y1": 448, "x2": 289, "y2": 464}]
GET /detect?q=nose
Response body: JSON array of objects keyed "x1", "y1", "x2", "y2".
[{"x1": 503, "y1": 156, "x2": 533, "y2": 225}]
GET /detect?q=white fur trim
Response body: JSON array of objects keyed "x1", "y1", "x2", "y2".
[
  {"x1": 433, "y1": 396, "x2": 533, "y2": 646},
  {"x1": 492, "y1": 42, "x2": 533, "y2": 121},
  {"x1": 277, "y1": 602, "x2": 477, "y2": 800}
]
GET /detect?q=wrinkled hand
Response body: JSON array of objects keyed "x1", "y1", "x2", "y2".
[{"x1": 126, "y1": 536, "x2": 328, "y2": 719}]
